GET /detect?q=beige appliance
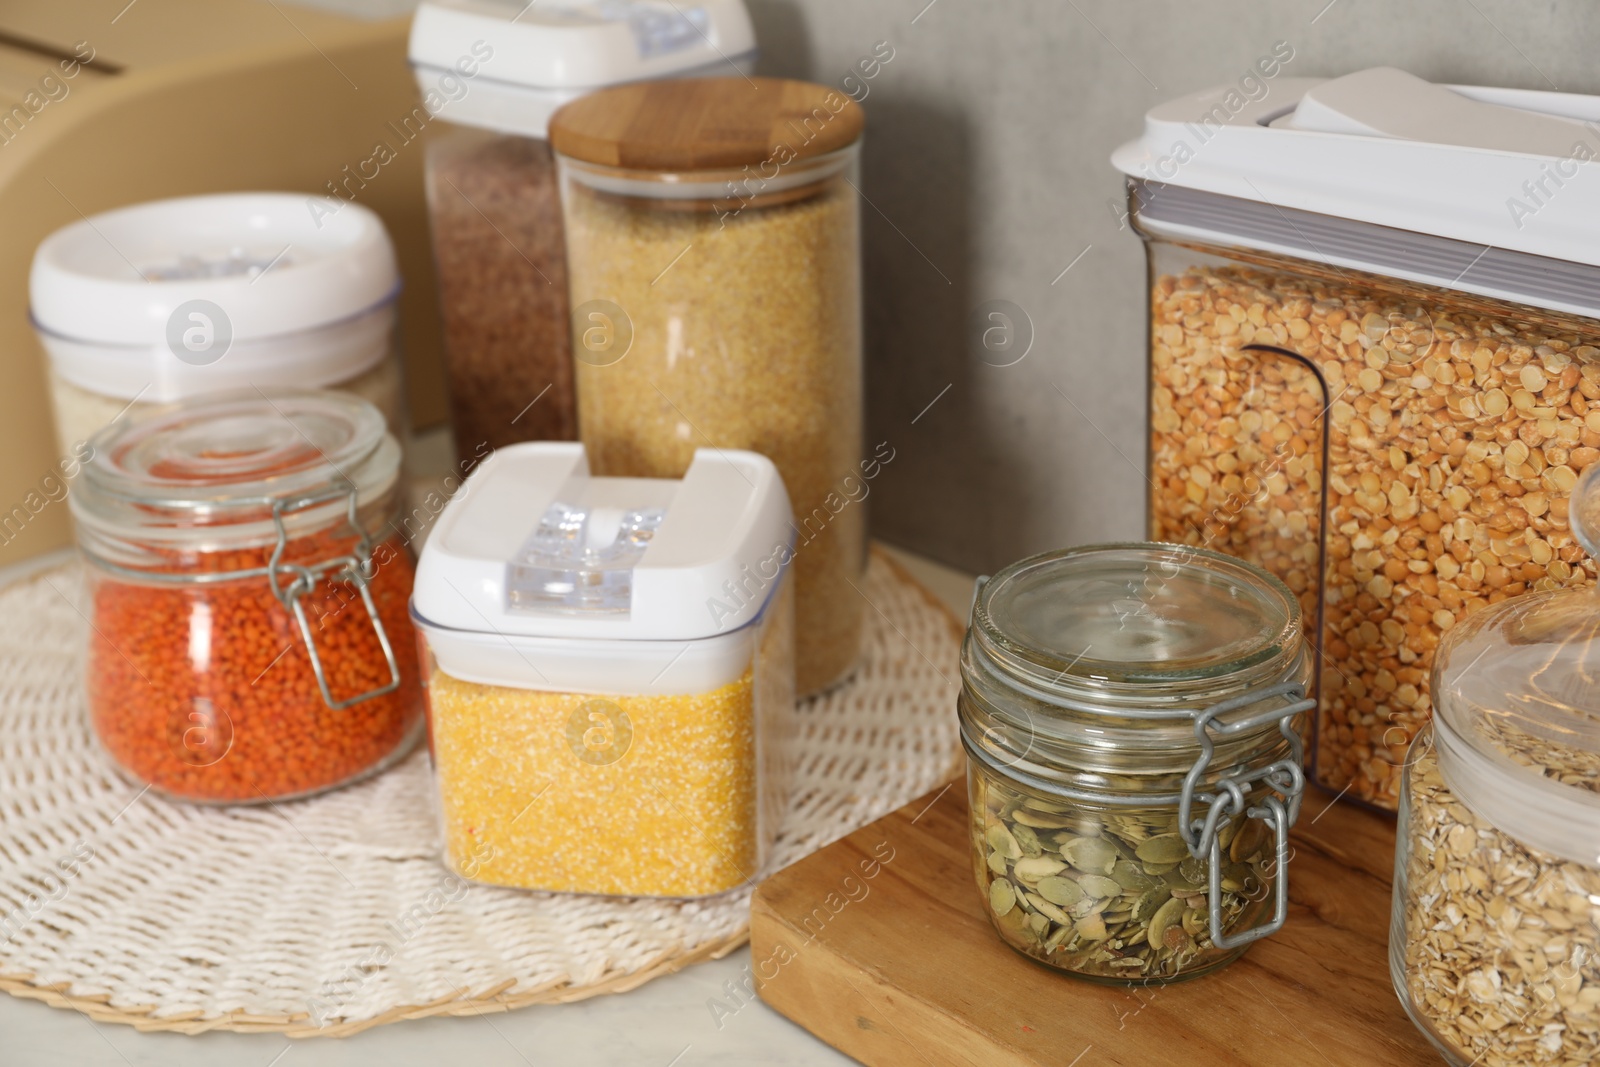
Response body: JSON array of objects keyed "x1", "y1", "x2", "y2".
[{"x1": 0, "y1": 0, "x2": 445, "y2": 562}]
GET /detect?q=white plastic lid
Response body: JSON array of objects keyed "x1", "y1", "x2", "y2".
[
  {"x1": 1113, "y1": 68, "x2": 1600, "y2": 312},
  {"x1": 408, "y1": 0, "x2": 756, "y2": 138},
  {"x1": 413, "y1": 443, "x2": 793, "y2": 694},
  {"x1": 31, "y1": 193, "x2": 398, "y2": 347}
]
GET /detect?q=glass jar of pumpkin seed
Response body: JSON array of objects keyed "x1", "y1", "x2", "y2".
[{"x1": 961, "y1": 543, "x2": 1313, "y2": 983}]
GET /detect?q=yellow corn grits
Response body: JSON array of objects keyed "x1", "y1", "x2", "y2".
[{"x1": 428, "y1": 668, "x2": 758, "y2": 897}]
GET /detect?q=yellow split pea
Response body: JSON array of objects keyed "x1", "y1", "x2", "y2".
[
  {"x1": 1149, "y1": 250, "x2": 1600, "y2": 808},
  {"x1": 428, "y1": 670, "x2": 757, "y2": 898}
]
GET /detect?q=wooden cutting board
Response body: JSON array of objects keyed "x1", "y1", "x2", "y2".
[{"x1": 751, "y1": 781, "x2": 1438, "y2": 1067}]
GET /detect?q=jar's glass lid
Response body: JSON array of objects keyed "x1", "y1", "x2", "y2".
[
  {"x1": 1432, "y1": 463, "x2": 1600, "y2": 867},
  {"x1": 71, "y1": 389, "x2": 397, "y2": 545},
  {"x1": 975, "y1": 542, "x2": 1301, "y2": 690}
]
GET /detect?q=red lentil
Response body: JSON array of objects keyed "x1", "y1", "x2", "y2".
[{"x1": 86, "y1": 531, "x2": 422, "y2": 803}]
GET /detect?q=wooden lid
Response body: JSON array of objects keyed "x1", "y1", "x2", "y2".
[{"x1": 549, "y1": 77, "x2": 865, "y2": 172}]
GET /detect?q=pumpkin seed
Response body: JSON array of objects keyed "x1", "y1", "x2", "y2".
[
  {"x1": 1036, "y1": 876, "x2": 1085, "y2": 906},
  {"x1": 1069, "y1": 895, "x2": 1108, "y2": 920},
  {"x1": 986, "y1": 824, "x2": 1021, "y2": 860},
  {"x1": 1075, "y1": 913, "x2": 1109, "y2": 941},
  {"x1": 1220, "y1": 863, "x2": 1254, "y2": 893},
  {"x1": 1230, "y1": 818, "x2": 1267, "y2": 863},
  {"x1": 1161, "y1": 924, "x2": 1194, "y2": 952},
  {"x1": 975, "y1": 776, "x2": 1279, "y2": 982},
  {"x1": 1111, "y1": 858, "x2": 1157, "y2": 892},
  {"x1": 1012, "y1": 808, "x2": 1075, "y2": 829},
  {"x1": 1166, "y1": 870, "x2": 1204, "y2": 894},
  {"x1": 1013, "y1": 856, "x2": 1067, "y2": 882},
  {"x1": 1078, "y1": 874, "x2": 1123, "y2": 900},
  {"x1": 989, "y1": 878, "x2": 1017, "y2": 916},
  {"x1": 1061, "y1": 835, "x2": 1119, "y2": 874},
  {"x1": 1132, "y1": 887, "x2": 1172, "y2": 924},
  {"x1": 1147, "y1": 896, "x2": 1185, "y2": 946},
  {"x1": 1166, "y1": 855, "x2": 1207, "y2": 893},
  {"x1": 1023, "y1": 891, "x2": 1071, "y2": 925},
  {"x1": 1135, "y1": 833, "x2": 1190, "y2": 865}
]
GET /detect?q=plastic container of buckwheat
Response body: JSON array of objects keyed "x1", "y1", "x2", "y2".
[{"x1": 408, "y1": 0, "x2": 755, "y2": 459}]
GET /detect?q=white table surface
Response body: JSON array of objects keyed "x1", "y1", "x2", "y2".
[{"x1": 0, "y1": 535, "x2": 975, "y2": 1067}]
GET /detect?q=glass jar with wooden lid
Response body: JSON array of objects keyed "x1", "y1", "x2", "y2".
[{"x1": 549, "y1": 76, "x2": 866, "y2": 697}]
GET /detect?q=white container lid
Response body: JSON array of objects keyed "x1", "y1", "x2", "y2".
[
  {"x1": 31, "y1": 193, "x2": 399, "y2": 347},
  {"x1": 408, "y1": 0, "x2": 757, "y2": 139},
  {"x1": 413, "y1": 442, "x2": 793, "y2": 692},
  {"x1": 1113, "y1": 68, "x2": 1600, "y2": 315}
]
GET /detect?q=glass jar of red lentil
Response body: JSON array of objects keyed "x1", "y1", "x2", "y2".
[{"x1": 71, "y1": 390, "x2": 425, "y2": 803}]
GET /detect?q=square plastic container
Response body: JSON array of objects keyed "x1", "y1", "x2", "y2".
[{"x1": 411, "y1": 442, "x2": 795, "y2": 898}]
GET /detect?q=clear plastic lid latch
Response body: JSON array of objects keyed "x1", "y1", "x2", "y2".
[{"x1": 506, "y1": 500, "x2": 666, "y2": 614}]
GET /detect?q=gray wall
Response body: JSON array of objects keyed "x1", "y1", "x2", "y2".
[
  {"x1": 742, "y1": 0, "x2": 1600, "y2": 576},
  {"x1": 315, "y1": 0, "x2": 1600, "y2": 575}
]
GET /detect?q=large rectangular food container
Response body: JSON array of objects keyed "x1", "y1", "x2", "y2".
[
  {"x1": 411, "y1": 442, "x2": 795, "y2": 898},
  {"x1": 1114, "y1": 67, "x2": 1600, "y2": 808}
]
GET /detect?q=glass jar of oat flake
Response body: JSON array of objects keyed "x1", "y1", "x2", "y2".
[
  {"x1": 1392, "y1": 462, "x2": 1600, "y2": 1067},
  {"x1": 961, "y1": 544, "x2": 1313, "y2": 983},
  {"x1": 550, "y1": 77, "x2": 865, "y2": 697},
  {"x1": 1115, "y1": 68, "x2": 1600, "y2": 811}
]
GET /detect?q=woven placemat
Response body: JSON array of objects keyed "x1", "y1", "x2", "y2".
[{"x1": 0, "y1": 548, "x2": 963, "y2": 1037}]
